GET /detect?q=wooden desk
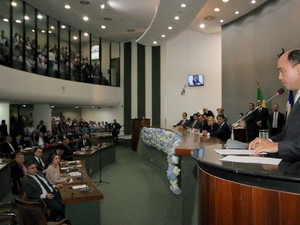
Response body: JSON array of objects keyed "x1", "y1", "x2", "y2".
[
  {"x1": 59, "y1": 160, "x2": 103, "y2": 225},
  {"x1": 191, "y1": 144, "x2": 300, "y2": 225}
]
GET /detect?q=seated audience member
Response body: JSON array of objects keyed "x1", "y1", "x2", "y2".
[
  {"x1": 10, "y1": 152, "x2": 26, "y2": 195},
  {"x1": 44, "y1": 130, "x2": 56, "y2": 144},
  {"x1": 29, "y1": 131, "x2": 39, "y2": 147},
  {"x1": 174, "y1": 112, "x2": 190, "y2": 128},
  {"x1": 31, "y1": 147, "x2": 46, "y2": 173},
  {"x1": 38, "y1": 131, "x2": 45, "y2": 148},
  {"x1": 12, "y1": 133, "x2": 24, "y2": 150},
  {"x1": 37, "y1": 120, "x2": 47, "y2": 134},
  {"x1": 22, "y1": 160, "x2": 65, "y2": 221},
  {"x1": 24, "y1": 121, "x2": 35, "y2": 137},
  {"x1": 0, "y1": 135, "x2": 18, "y2": 158},
  {"x1": 60, "y1": 138, "x2": 76, "y2": 160},
  {"x1": 210, "y1": 114, "x2": 231, "y2": 141},
  {"x1": 189, "y1": 113, "x2": 202, "y2": 131},
  {"x1": 77, "y1": 133, "x2": 92, "y2": 149},
  {"x1": 45, "y1": 154, "x2": 70, "y2": 185},
  {"x1": 203, "y1": 108, "x2": 215, "y2": 118},
  {"x1": 202, "y1": 116, "x2": 218, "y2": 136}
]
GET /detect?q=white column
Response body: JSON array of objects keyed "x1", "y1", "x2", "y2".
[{"x1": 0, "y1": 102, "x2": 10, "y2": 135}]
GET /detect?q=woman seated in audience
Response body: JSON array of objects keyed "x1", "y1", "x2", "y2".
[
  {"x1": 9, "y1": 152, "x2": 26, "y2": 195},
  {"x1": 45, "y1": 153, "x2": 70, "y2": 185},
  {"x1": 29, "y1": 130, "x2": 39, "y2": 147}
]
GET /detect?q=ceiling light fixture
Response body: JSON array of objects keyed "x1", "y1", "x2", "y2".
[
  {"x1": 251, "y1": 0, "x2": 256, "y2": 4},
  {"x1": 100, "y1": 4, "x2": 105, "y2": 9},
  {"x1": 235, "y1": 11, "x2": 240, "y2": 15},
  {"x1": 65, "y1": 5, "x2": 71, "y2": 9},
  {"x1": 37, "y1": 15, "x2": 43, "y2": 19},
  {"x1": 199, "y1": 23, "x2": 206, "y2": 29},
  {"x1": 50, "y1": 26, "x2": 55, "y2": 29},
  {"x1": 61, "y1": 25, "x2": 66, "y2": 29},
  {"x1": 15, "y1": 20, "x2": 21, "y2": 23},
  {"x1": 168, "y1": 26, "x2": 173, "y2": 30},
  {"x1": 214, "y1": 8, "x2": 220, "y2": 12},
  {"x1": 24, "y1": 15, "x2": 29, "y2": 20},
  {"x1": 83, "y1": 16, "x2": 89, "y2": 21},
  {"x1": 101, "y1": 25, "x2": 106, "y2": 29},
  {"x1": 222, "y1": 0, "x2": 229, "y2": 2},
  {"x1": 220, "y1": 19, "x2": 224, "y2": 23},
  {"x1": 161, "y1": 34, "x2": 166, "y2": 38},
  {"x1": 83, "y1": 32, "x2": 89, "y2": 37},
  {"x1": 175, "y1": 16, "x2": 180, "y2": 20},
  {"x1": 11, "y1": 2, "x2": 17, "y2": 7},
  {"x1": 153, "y1": 41, "x2": 157, "y2": 45},
  {"x1": 181, "y1": 3, "x2": 186, "y2": 8},
  {"x1": 3, "y1": 18, "x2": 9, "y2": 22}
]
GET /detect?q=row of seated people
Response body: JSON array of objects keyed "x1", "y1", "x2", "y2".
[
  {"x1": 174, "y1": 111, "x2": 231, "y2": 141},
  {"x1": 7, "y1": 135, "x2": 92, "y2": 222}
]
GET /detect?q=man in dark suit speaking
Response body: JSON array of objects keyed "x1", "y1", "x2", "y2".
[{"x1": 249, "y1": 49, "x2": 300, "y2": 162}]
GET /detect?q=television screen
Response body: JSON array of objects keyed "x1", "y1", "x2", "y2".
[
  {"x1": 188, "y1": 74, "x2": 204, "y2": 86},
  {"x1": 91, "y1": 45, "x2": 99, "y2": 60}
]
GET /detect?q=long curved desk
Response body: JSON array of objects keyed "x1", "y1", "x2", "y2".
[{"x1": 191, "y1": 144, "x2": 300, "y2": 225}]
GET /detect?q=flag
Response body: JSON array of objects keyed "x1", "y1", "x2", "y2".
[
  {"x1": 286, "y1": 90, "x2": 294, "y2": 117},
  {"x1": 256, "y1": 81, "x2": 266, "y2": 107}
]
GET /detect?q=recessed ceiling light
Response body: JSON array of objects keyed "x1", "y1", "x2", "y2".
[
  {"x1": 50, "y1": 26, "x2": 55, "y2": 30},
  {"x1": 83, "y1": 32, "x2": 89, "y2": 37},
  {"x1": 75, "y1": 106, "x2": 79, "y2": 109},
  {"x1": 251, "y1": 0, "x2": 256, "y2": 4},
  {"x1": 3, "y1": 18, "x2": 9, "y2": 22},
  {"x1": 220, "y1": 19, "x2": 224, "y2": 23},
  {"x1": 11, "y1": 2, "x2": 17, "y2": 7},
  {"x1": 73, "y1": 36, "x2": 78, "y2": 40},
  {"x1": 51, "y1": 105, "x2": 55, "y2": 108},
  {"x1": 161, "y1": 34, "x2": 166, "y2": 38},
  {"x1": 24, "y1": 15, "x2": 29, "y2": 20},
  {"x1": 181, "y1": 3, "x2": 186, "y2": 8},
  {"x1": 199, "y1": 23, "x2": 206, "y2": 29},
  {"x1": 31, "y1": 29, "x2": 35, "y2": 32},
  {"x1": 175, "y1": 16, "x2": 180, "y2": 20},
  {"x1": 15, "y1": 20, "x2": 21, "y2": 23},
  {"x1": 153, "y1": 41, "x2": 157, "y2": 45},
  {"x1": 100, "y1": 4, "x2": 105, "y2": 9},
  {"x1": 37, "y1": 14, "x2": 43, "y2": 19},
  {"x1": 48, "y1": 31, "x2": 52, "y2": 34},
  {"x1": 65, "y1": 5, "x2": 71, "y2": 9},
  {"x1": 101, "y1": 25, "x2": 106, "y2": 29},
  {"x1": 235, "y1": 11, "x2": 239, "y2": 15},
  {"x1": 61, "y1": 25, "x2": 66, "y2": 29},
  {"x1": 83, "y1": 16, "x2": 89, "y2": 21},
  {"x1": 168, "y1": 26, "x2": 173, "y2": 30},
  {"x1": 214, "y1": 8, "x2": 220, "y2": 12},
  {"x1": 41, "y1": 30, "x2": 45, "y2": 33},
  {"x1": 222, "y1": 0, "x2": 229, "y2": 2},
  {"x1": 22, "y1": 105, "x2": 26, "y2": 107}
]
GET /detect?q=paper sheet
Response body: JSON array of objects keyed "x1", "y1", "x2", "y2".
[
  {"x1": 71, "y1": 184, "x2": 87, "y2": 190},
  {"x1": 69, "y1": 171, "x2": 82, "y2": 177},
  {"x1": 215, "y1": 149, "x2": 267, "y2": 155},
  {"x1": 220, "y1": 155, "x2": 282, "y2": 165}
]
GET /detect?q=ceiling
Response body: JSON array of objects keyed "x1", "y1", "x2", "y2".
[{"x1": 22, "y1": 0, "x2": 270, "y2": 46}]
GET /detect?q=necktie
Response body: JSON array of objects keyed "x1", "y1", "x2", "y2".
[
  {"x1": 272, "y1": 112, "x2": 278, "y2": 128},
  {"x1": 35, "y1": 175, "x2": 53, "y2": 193}
]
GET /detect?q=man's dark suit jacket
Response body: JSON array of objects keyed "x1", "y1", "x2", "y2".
[
  {"x1": 0, "y1": 142, "x2": 17, "y2": 158},
  {"x1": 31, "y1": 156, "x2": 46, "y2": 173},
  {"x1": 254, "y1": 107, "x2": 269, "y2": 129},
  {"x1": 10, "y1": 161, "x2": 26, "y2": 195},
  {"x1": 269, "y1": 111, "x2": 285, "y2": 136},
  {"x1": 189, "y1": 120, "x2": 202, "y2": 130},
  {"x1": 271, "y1": 99, "x2": 300, "y2": 162},
  {"x1": 175, "y1": 119, "x2": 190, "y2": 128},
  {"x1": 210, "y1": 122, "x2": 231, "y2": 141},
  {"x1": 22, "y1": 171, "x2": 55, "y2": 200},
  {"x1": 203, "y1": 123, "x2": 219, "y2": 134},
  {"x1": 77, "y1": 139, "x2": 92, "y2": 149}
]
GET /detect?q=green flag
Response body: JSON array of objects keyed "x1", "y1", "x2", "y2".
[{"x1": 256, "y1": 81, "x2": 266, "y2": 107}]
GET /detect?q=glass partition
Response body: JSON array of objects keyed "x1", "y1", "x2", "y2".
[
  {"x1": 91, "y1": 36, "x2": 100, "y2": 84},
  {"x1": 70, "y1": 28, "x2": 79, "y2": 81},
  {"x1": 101, "y1": 38, "x2": 110, "y2": 85},
  {"x1": 81, "y1": 32, "x2": 90, "y2": 83},
  {"x1": 36, "y1": 11, "x2": 47, "y2": 75},
  {"x1": 25, "y1": 4, "x2": 35, "y2": 73},
  {"x1": 60, "y1": 24, "x2": 69, "y2": 80},
  {"x1": 12, "y1": 0, "x2": 24, "y2": 70},
  {"x1": 0, "y1": 0, "x2": 11, "y2": 67},
  {"x1": 49, "y1": 17, "x2": 58, "y2": 77}
]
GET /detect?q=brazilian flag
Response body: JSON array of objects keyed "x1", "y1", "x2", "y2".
[{"x1": 256, "y1": 81, "x2": 266, "y2": 108}]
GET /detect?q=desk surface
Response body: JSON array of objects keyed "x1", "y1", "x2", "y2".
[
  {"x1": 191, "y1": 144, "x2": 300, "y2": 193},
  {"x1": 58, "y1": 160, "x2": 103, "y2": 204}
]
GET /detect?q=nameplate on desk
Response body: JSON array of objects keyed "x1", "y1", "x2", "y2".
[
  {"x1": 70, "y1": 184, "x2": 88, "y2": 190},
  {"x1": 69, "y1": 171, "x2": 82, "y2": 177}
]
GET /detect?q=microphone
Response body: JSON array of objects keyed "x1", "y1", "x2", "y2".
[{"x1": 231, "y1": 88, "x2": 285, "y2": 130}]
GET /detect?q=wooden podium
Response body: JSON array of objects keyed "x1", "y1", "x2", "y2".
[{"x1": 131, "y1": 118, "x2": 150, "y2": 151}]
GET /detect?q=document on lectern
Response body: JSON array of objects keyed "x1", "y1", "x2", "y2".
[
  {"x1": 220, "y1": 155, "x2": 282, "y2": 165},
  {"x1": 215, "y1": 149, "x2": 267, "y2": 155}
]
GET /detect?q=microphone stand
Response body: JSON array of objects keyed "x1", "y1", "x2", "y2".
[{"x1": 94, "y1": 143, "x2": 109, "y2": 185}]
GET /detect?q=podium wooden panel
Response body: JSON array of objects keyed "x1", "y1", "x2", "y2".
[
  {"x1": 131, "y1": 118, "x2": 150, "y2": 151},
  {"x1": 233, "y1": 128, "x2": 247, "y2": 142}
]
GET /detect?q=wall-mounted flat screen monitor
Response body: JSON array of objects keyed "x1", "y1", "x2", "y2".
[
  {"x1": 188, "y1": 74, "x2": 204, "y2": 87},
  {"x1": 91, "y1": 45, "x2": 100, "y2": 60}
]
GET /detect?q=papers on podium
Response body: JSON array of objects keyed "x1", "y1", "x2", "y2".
[
  {"x1": 220, "y1": 155, "x2": 282, "y2": 165},
  {"x1": 215, "y1": 149, "x2": 267, "y2": 155}
]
